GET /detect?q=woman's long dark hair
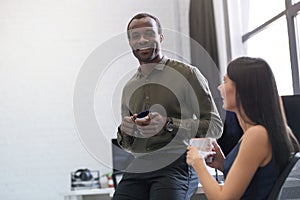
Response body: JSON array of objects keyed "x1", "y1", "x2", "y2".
[{"x1": 227, "y1": 57, "x2": 299, "y2": 172}]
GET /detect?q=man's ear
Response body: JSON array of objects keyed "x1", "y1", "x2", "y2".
[{"x1": 160, "y1": 34, "x2": 164, "y2": 43}]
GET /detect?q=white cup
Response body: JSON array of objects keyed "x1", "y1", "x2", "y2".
[{"x1": 190, "y1": 138, "x2": 213, "y2": 157}]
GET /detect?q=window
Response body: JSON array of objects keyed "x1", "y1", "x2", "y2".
[
  {"x1": 245, "y1": 16, "x2": 293, "y2": 95},
  {"x1": 293, "y1": 0, "x2": 300, "y2": 4},
  {"x1": 296, "y1": 13, "x2": 300, "y2": 83},
  {"x1": 240, "y1": 0, "x2": 285, "y2": 34},
  {"x1": 229, "y1": 0, "x2": 300, "y2": 95}
]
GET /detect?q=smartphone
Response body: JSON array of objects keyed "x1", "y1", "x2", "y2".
[
  {"x1": 136, "y1": 110, "x2": 150, "y2": 118},
  {"x1": 134, "y1": 110, "x2": 150, "y2": 126}
]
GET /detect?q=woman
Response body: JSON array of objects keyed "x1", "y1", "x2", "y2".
[{"x1": 186, "y1": 57, "x2": 299, "y2": 200}]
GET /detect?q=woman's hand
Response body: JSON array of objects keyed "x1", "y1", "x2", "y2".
[
  {"x1": 206, "y1": 140, "x2": 225, "y2": 171},
  {"x1": 186, "y1": 146, "x2": 205, "y2": 167}
]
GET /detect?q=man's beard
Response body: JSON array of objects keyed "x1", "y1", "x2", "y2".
[{"x1": 133, "y1": 48, "x2": 158, "y2": 63}]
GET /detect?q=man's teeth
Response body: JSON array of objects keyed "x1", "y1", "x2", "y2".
[{"x1": 139, "y1": 47, "x2": 150, "y2": 50}]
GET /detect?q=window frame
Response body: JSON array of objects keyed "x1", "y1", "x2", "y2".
[{"x1": 227, "y1": 0, "x2": 300, "y2": 94}]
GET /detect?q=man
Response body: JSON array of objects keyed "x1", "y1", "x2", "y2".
[{"x1": 113, "y1": 13, "x2": 223, "y2": 200}]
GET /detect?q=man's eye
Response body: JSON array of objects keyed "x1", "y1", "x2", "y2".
[
  {"x1": 131, "y1": 34, "x2": 140, "y2": 40},
  {"x1": 144, "y1": 31, "x2": 155, "y2": 38}
]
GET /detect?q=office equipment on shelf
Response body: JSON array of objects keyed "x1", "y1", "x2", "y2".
[{"x1": 71, "y1": 168, "x2": 101, "y2": 190}]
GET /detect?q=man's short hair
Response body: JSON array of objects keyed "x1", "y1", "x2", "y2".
[{"x1": 127, "y1": 13, "x2": 162, "y2": 38}]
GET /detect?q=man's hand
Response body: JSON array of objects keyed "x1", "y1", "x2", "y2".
[
  {"x1": 120, "y1": 116, "x2": 137, "y2": 136},
  {"x1": 135, "y1": 112, "x2": 167, "y2": 137}
]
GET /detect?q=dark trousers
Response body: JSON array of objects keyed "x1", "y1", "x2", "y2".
[{"x1": 112, "y1": 153, "x2": 199, "y2": 200}]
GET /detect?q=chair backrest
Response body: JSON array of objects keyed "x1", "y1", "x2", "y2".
[
  {"x1": 281, "y1": 95, "x2": 300, "y2": 143},
  {"x1": 267, "y1": 152, "x2": 300, "y2": 200}
]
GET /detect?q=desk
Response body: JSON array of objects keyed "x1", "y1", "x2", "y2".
[
  {"x1": 63, "y1": 168, "x2": 222, "y2": 200},
  {"x1": 63, "y1": 186, "x2": 211, "y2": 200},
  {"x1": 63, "y1": 188, "x2": 114, "y2": 200},
  {"x1": 63, "y1": 187, "x2": 207, "y2": 200}
]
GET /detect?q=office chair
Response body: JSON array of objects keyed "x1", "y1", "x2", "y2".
[
  {"x1": 267, "y1": 152, "x2": 300, "y2": 200},
  {"x1": 282, "y1": 95, "x2": 300, "y2": 143}
]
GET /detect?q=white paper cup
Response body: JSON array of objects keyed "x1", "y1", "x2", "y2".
[{"x1": 190, "y1": 138, "x2": 213, "y2": 157}]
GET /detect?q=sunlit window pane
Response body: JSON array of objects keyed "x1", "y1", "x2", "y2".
[
  {"x1": 245, "y1": 17, "x2": 293, "y2": 95},
  {"x1": 240, "y1": 0, "x2": 285, "y2": 34},
  {"x1": 296, "y1": 14, "x2": 300, "y2": 88},
  {"x1": 292, "y1": 0, "x2": 300, "y2": 4}
]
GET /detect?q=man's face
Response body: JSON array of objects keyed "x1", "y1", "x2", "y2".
[{"x1": 127, "y1": 17, "x2": 163, "y2": 64}]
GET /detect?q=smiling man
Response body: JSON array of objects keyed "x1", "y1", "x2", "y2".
[
  {"x1": 127, "y1": 15, "x2": 163, "y2": 65},
  {"x1": 113, "y1": 13, "x2": 223, "y2": 200}
]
